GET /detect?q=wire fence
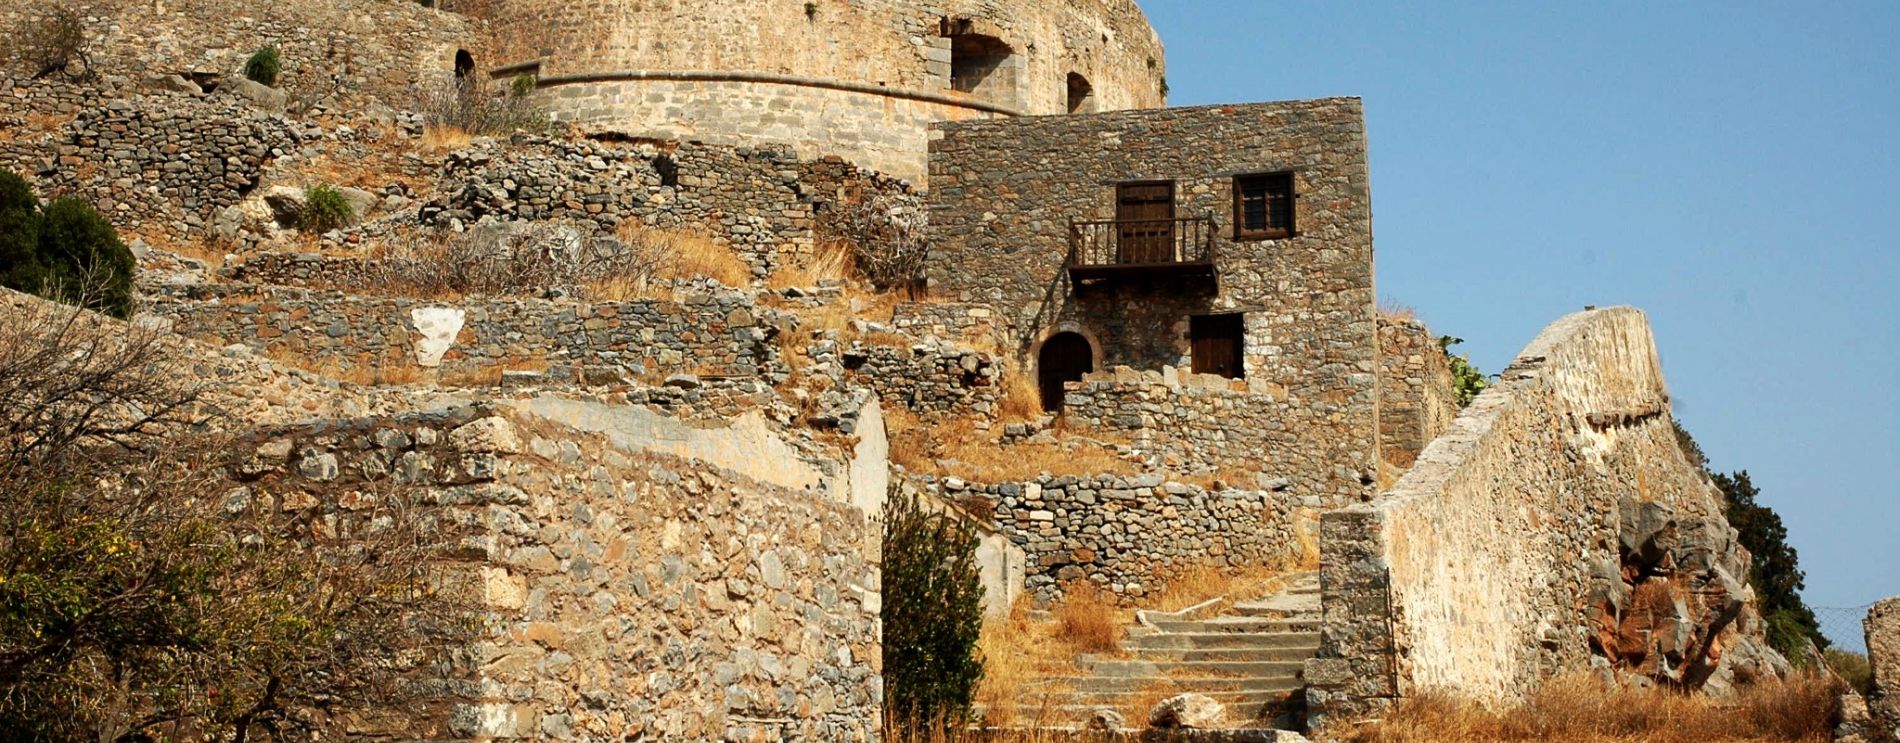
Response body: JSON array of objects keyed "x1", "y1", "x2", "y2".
[{"x1": 1814, "y1": 604, "x2": 1876, "y2": 654}]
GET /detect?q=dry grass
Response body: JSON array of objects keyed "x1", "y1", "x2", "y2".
[
  {"x1": 1149, "y1": 563, "x2": 1287, "y2": 614},
  {"x1": 259, "y1": 347, "x2": 424, "y2": 386},
  {"x1": 1326, "y1": 672, "x2": 1842, "y2": 743},
  {"x1": 1053, "y1": 581, "x2": 1123, "y2": 654},
  {"x1": 421, "y1": 124, "x2": 474, "y2": 152},
  {"x1": 995, "y1": 364, "x2": 1043, "y2": 425},
  {"x1": 1378, "y1": 298, "x2": 1419, "y2": 323},
  {"x1": 611, "y1": 222, "x2": 755, "y2": 291},
  {"x1": 883, "y1": 408, "x2": 1137, "y2": 482},
  {"x1": 972, "y1": 599, "x2": 1079, "y2": 728},
  {"x1": 768, "y1": 237, "x2": 857, "y2": 290}
]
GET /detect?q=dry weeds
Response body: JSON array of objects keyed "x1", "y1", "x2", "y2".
[
  {"x1": 884, "y1": 410, "x2": 1138, "y2": 482},
  {"x1": 1149, "y1": 563, "x2": 1287, "y2": 614},
  {"x1": 421, "y1": 124, "x2": 474, "y2": 152},
  {"x1": 1326, "y1": 671, "x2": 1842, "y2": 743},
  {"x1": 1053, "y1": 581, "x2": 1123, "y2": 654}
]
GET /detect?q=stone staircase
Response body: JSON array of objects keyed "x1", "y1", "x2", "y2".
[{"x1": 1001, "y1": 572, "x2": 1321, "y2": 729}]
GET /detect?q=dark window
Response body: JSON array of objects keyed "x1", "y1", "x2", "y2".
[
  {"x1": 1066, "y1": 72, "x2": 1095, "y2": 114},
  {"x1": 1190, "y1": 314, "x2": 1245, "y2": 379},
  {"x1": 1234, "y1": 172, "x2": 1295, "y2": 240}
]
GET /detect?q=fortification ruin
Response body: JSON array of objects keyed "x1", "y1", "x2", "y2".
[{"x1": 0, "y1": 0, "x2": 1809, "y2": 738}]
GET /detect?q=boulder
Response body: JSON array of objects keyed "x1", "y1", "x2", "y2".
[
  {"x1": 1148, "y1": 692, "x2": 1225, "y2": 729},
  {"x1": 147, "y1": 73, "x2": 202, "y2": 95},
  {"x1": 213, "y1": 204, "x2": 245, "y2": 241},
  {"x1": 217, "y1": 77, "x2": 287, "y2": 114},
  {"x1": 1084, "y1": 707, "x2": 1124, "y2": 732},
  {"x1": 262, "y1": 185, "x2": 307, "y2": 227},
  {"x1": 338, "y1": 186, "x2": 379, "y2": 222}
]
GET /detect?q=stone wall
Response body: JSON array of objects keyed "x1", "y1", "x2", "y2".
[
  {"x1": 1377, "y1": 317, "x2": 1458, "y2": 471},
  {"x1": 890, "y1": 301, "x2": 1004, "y2": 350},
  {"x1": 150, "y1": 284, "x2": 785, "y2": 382},
  {"x1": 226, "y1": 406, "x2": 881, "y2": 740},
  {"x1": 1870, "y1": 598, "x2": 1900, "y2": 741},
  {"x1": 478, "y1": 0, "x2": 1167, "y2": 181},
  {"x1": 931, "y1": 474, "x2": 1300, "y2": 604},
  {"x1": 1306, "y1": 308, "x2": 1769, "y2": 722},
  {"x1": 1061, "y1": 366, "x2": 1366, "y2": 506},
  {"x1": 0, "y1": 0, "x2": 473, "y2": 108},
  {"x1": 927, "y1": 99, "x2": 1378, "y2": 502},
  {"x1": 842, "y1": 339, "x2": 1003, "y2": 421}
]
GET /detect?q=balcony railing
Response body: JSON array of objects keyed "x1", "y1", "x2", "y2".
[{"x1": 1067, "y1": 215, "x2": 1218, "y2": 277}]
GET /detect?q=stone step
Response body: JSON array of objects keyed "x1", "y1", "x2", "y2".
[
  {"x1": 1011, "y1": 685, "x2": 1303, "y2": 710},
  {"x1": 1078, "y1": 658, "x2": 1307, "y2": 678},
  {"x1": 1150, "y1": 617, "x2": 1319, "y2": 634},
  {"x1": 1029, "y1": 674, "x2": 1301, "y2": 694},
  {"x1": 1120, "y1": 645, "x2": 1319, "y2": 663},
  {"x1": 1131, "y1": 629, "x2": 1320, "y2": 650}
]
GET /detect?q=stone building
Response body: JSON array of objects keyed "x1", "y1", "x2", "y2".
[
  {"x1": 924, "y1": 99, "x2": 1387, "y2": 504},
  {"x1": 473, "y1": 0, "x2": 1168, "y2": 182}
]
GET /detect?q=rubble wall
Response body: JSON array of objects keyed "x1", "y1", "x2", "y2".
[
  {"x1": 150, "y1": 285, "x2": 784, "y2": 381},
  {"x1": 1307, "y1": 308, "x2": 1759, "y2": 721},
  {"x1": 1377, "y1": 317, "x2": 1459, "y2": 471},
  {"x1": 228, "y1": 407, "x2": 882, "y2": 740},
  {"x1": 1870, "y1": 597, "x2": 1900, "y2": 740},
  {"x1": 934, "y1": 475, "x2": 1300, "y2": 603}
]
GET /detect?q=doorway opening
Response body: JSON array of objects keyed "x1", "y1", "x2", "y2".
[
  {"x1": 1037, "y1": 332, "x2": 1096, "y2": 413},
  {"x1": 1190, "y1": 314, "x2": 1246, "y2": 379}
]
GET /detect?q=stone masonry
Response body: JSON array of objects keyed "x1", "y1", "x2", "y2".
[
  {"x1": 933, "y1": 474, "x2": 1301, "y2": 604},
  {"x1": 1377, "y1": 316, "x2": 1458, "y2": 471},
  {"x1": 1307, "y1": 308, "x2": 1772, "y2": 722},
  {"x1": 225, "y1": 407, "x2": 882, "y2": 741},
  {"x1": 1870, "y1": 598, "x2": 1900, "y2": 742}
]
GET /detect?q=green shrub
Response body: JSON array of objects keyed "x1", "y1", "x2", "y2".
[
  {"x1": 509, "y1": 72, "x2": 537, "y2": 98},
  {"x1": 1439, "y1": 335, "x2": 1492, "y2": 407},
  {"x1": 1825, "y1": 648, "x2": 1874, "y2": 696},
  {"x1": 301, "y1": 184, "x2": 354, "y2": 233},
  {"x1": 36, "y1": 197, "x2": 135, "y2": 319},
  {"x1": 243, "y1": 46, "x2": 281, "y2": 86},
  {"x1": 881, "y1": 488, "x2": 984, "y2": 726},
  {"x1": 0, "y1": 171, "x2": 46, "y2": 294}
]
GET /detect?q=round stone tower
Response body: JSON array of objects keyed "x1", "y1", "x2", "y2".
[{"x1": 474, "y1": 0, "x2": 1168, "y2": 183}]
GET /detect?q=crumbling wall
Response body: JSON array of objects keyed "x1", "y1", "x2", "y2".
[
  {"x1": 1870, "y1": 598, "x2": 1900, "y2": 741},
  {"x1": 149, "y1": 284, "x2": 785, "y2": 381},
  {"x1": 890, "y1": 302, "x2": 1005, "y2": 351},
  {"x1": 227, "y1": 407, "x2": 883, "y2": 741},
  {"x1": 932, "y1": 474, "x2": 1300, "y2": 603},
  {"x1": 841, "y1": 339, "x2": 1003, "y2": 422},
  {"x1": 1061, "y1": 366, "x2": 1350, "y2": 506},
  {"x1": 1307, "y1": 308, "x2": 1772, "y2": 722},
  {"x1": 1377, "y1": 317, "x2": 1458, "y2": 471}
]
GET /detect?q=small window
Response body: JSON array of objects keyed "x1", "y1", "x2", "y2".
[{"x1": 1234, "y1": 172, "x2": 1296, "y2": 240}]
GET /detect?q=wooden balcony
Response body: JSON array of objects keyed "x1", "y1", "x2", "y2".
[{"x1": 1066, "y1": 215, "x2": 1218, "y2": 287}]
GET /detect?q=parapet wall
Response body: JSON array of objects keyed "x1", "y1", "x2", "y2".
[
  {"x1": 226, "y1": 407, "x2": 881, "y2": 740},
  {"x1": 1307, "y1": 308, "x2": 1756, "y2": 721},
  {"x1": 1377, "y1": 317, "x2": 1459, "y2": 471},
  {"x1": 150, "y1": 285, "x2": 784, "y2": 382},
  {"x1": 936, "y1": 474, "x2": 1301, "y2": 603}
]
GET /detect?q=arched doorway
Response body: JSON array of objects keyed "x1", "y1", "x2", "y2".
[
  {"x1": 1037, "y1": 332, "x2": 1095, "y2": 413},
  {"x1": 454, "y1": 49, "x2": 476, "y2": 80}
]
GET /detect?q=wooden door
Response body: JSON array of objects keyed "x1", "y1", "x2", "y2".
[
  {"x1": 1117, "y1": 182, "x2": 1175, "y2": 264},
  {"x1": 1190, "y1": 314, "x2": 1245, "y2": 379},
  {"x1": 1037, "y1": 332, "x2": 1095, "y2": 413}
]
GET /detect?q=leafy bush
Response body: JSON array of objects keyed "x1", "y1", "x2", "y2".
[
  {"x1": 0, "y1": 172, "x2": 135, "y2": 319},
  {"x1": 882, "y1": 488, "x2": 985, "y2": 727},
  {"x1": 1438, "y1": 335, "x2": 1491, "y2": 407},
  {"x1": 509, "y1": 72, "x2": 537, "y2": 98},
  {"x1": 243, "y1": 46, "x2": 281, "y2": 86},
  {"x1": 11, "y1": 6, "x2": 89, "y2": 80},
  {"x1": 0, "y1": 172, "x2": 46, "y2": 296},
  {"x1": 301, "y1": 183, "x2": 355, "y2": 232}
]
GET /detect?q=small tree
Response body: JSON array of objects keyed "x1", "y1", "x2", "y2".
[
  {"x1": 12, "y1": 6, "x2": 89, "y2": 80},
  {"x1": 243, "y1": 46, "x2": 282, "y2": 86},
  {"x1": 0, "y1": 172, "x2": 46, "y2": 296},
  {"x1": 1439, "y1": 335, "x2": 1491, "y2": 406},
  {"x1": 301, "y1": 184, "x2": 354, "y2": 233},
  {"x1": 1715, "y1": 469, "x2": 1826, "y2": 656},
  {"x1": 36, "y1": 197, "x2": 135, "y2": 319},
  {"x1": 881, "y1": 488, "x2": 984, "y2": 727}
]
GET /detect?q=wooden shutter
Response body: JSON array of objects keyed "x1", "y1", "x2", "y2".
[
  {"x1": 1190, "y1": 314, "x2": 1245, "y2": 379},
  {"x1": 1117, "y1": 182, "x2": 1176, "y2": 264}
]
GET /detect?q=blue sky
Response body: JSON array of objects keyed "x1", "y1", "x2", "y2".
[{"x1": 1142, "y1": 1, "x2": 1899, "y2": 645}]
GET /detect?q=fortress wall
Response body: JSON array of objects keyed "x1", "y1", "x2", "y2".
[
  {"x1": 1306, "y1": 308, "x2": 1742, "y2": 721},
  {"x1": 482, "y1": 0, "x2": 1165, "y2": 181},
  {"x1": 929, "y1": 99, "x2": 1379, "y2": 504},
  {"x1": 149, "y1": 285, "x2": 784, "y2": 382},
  {"x1": 225, "y1": 408, "x2": 881, "y2": 740},
  {"x1": 1377, "y1": 317, "x2": 1459, "y2": 472},
  {"x1": 0, "y1": 0, "x2": 472, "y2": 107},
  {"x1": 932, "y1": 475, "x2": 1301, "y2": 604}
]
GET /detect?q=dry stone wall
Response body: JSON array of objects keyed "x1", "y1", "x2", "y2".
[
  {"x1": 0, "y1": 0, "x2": 473, "y2": 108},
  {"x1": 1306, "y1": 308, "x2": 1771, "y2": 723},
  {"x1": 841, "y1": 339, "x2": 1003, "y2": 421},
  {"x1": 928, "y1": 99, "x2": 1378, "y2": 504},
  {"x1": 225, "y1": 406, "x2": 882, "y2": 741},
  {"x1": 1377, "y1": 317, "x2": 1458, "y2": 471},
  {"x1": 149, "y1": 284, "x2": 785, "y2": 382},
  {"x1": 932, "y1": 474, "x2": 1300, "y2": 603}
]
